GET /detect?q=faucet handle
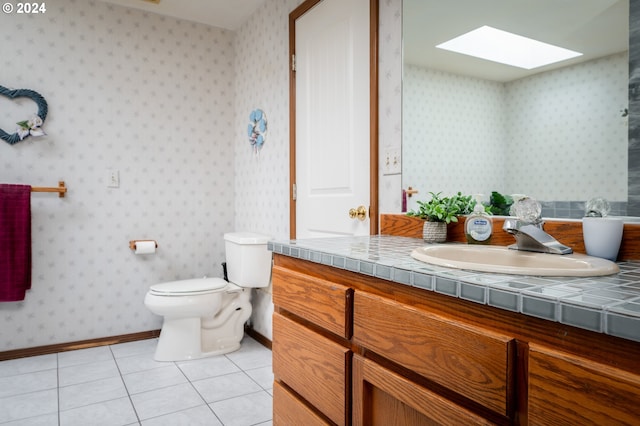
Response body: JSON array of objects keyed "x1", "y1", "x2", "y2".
[{"x1": 510, "y1": 197, "x2": 542, "y2": 225}]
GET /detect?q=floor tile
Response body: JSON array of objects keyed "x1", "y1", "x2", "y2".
[
  {"x1": 0, "y1": 369, "x2": 57, "y2": 398},
  {"x1": 58, "y1": 346, "x2": 113, "y2": 368},
  {"x1": 58, "y1": 358, "x2": 120, "y2": 387},
  {"x1": 2, "y1": 413, "x2": 58, "y2": 426},
  {"x1": 123, "y1": 364, "x2": 188, "y2": 395},
  {"x1": 110, "y1": 338, "x2": 158, "y2": 359},
  {"x1": 0, "y1": 334, "x2": 272, "y2": 425},
  {"x1": 192, "y1": 371, "x2": 262, "y2": 403},
  {"x1": 0, "y1": 354, "x2": 57, "y2": 378},
  {"x1": 224, "y1": 340, "x2": 272, "y2": 371},
  {"x1": 59, "y1": 376, "x2": 127, "y2": 411},
  {"x1": 0, "y1": 389, "x2": 58, "y2": 423},
  {"x1": 130, "y1": 382, "x2": 205, "y2": 420},
  {"x1": 244, "y1": 365, "x2": 274, "y2": 390},
  {"x1": 115, "y1": 352, "x2": 167, "y2": 375},
  {"x1": 210, "y1": 390, "x2": 272, "y2": 426},
  {"x1": 141, "y1": 405, "x2": 223, "y2": 426},
  {"x1": 177, "y1": 355, "x2": 241, "y2": 381},
  {"x1": 59, "y1": 396, "x2": 138, "y2": 426}
]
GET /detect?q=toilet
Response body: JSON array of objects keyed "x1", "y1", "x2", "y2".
[{"x1": 144, "y1": 232, "x2": 272, "y2": 361}]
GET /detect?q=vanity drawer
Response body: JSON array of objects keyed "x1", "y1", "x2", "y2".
[
  {"x1": 528, "y1": 343, "x2": 640, "y2": 425},
  {"x1": 353, "y1": 291, "x2": 515, "y2": 417},
  {"x1": 272, "y1": 265, "x2": 352, "y2": 338},
  {"x1": 273, "y1": 313, "x2": 351, "y2": 426}
]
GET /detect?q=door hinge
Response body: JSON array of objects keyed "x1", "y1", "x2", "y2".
[
  {"x1": 291, "y1": 54, "x2": 296, "y2": 72},
  {"x1": 292, "y1": 183, "x2": 297, "y2": 201}
]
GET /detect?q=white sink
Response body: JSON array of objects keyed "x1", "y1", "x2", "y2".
[{"x1": 411, "y1": 244, "x2": 619, "y2": 276}]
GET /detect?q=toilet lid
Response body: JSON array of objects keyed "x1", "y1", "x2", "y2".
[{"x1": 149, "y1": 277, "x2": 227, "y2": 296}]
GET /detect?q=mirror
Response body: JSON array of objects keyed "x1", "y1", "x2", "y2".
[{"x1": 402, "y1": 0, "x2": 633, "y2": 219}]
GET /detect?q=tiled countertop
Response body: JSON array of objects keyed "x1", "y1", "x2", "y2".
[{"x1": 269, "y1": 235, "x2": 640, "y2": 343}]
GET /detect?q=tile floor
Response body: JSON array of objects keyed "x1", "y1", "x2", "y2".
[{"x1": 0, "y1": 335, "x2": 273, "y2": 426}]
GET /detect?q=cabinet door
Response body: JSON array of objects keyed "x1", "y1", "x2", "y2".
[
  {"x1": 528, "y1": 343, "x2": 640, "y2": 425},
  {"x1": 272, "y1": 265, "x2": 352, "y2": 338},
  {"x1": 353, "y1": 291, "x2": 514, "y2": 417},
  {"x1": 353, "y1": 355, "x2": 495, "y2": 425},
  {"x1": 273, "y1": 381, "x2": 331, "y2": 426},
  {"x1": 273, "y1": 313, "x2": 351, "y2": 426}
]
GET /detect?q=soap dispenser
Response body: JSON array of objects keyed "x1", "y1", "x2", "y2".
[{"x1": 465, "y1": 195, "x2": 493, "y2": 244}]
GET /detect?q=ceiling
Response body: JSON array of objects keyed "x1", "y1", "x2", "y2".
[
  {"x1": 98, "y1": 0, "x2": 268, "y2": 30},
  {"x1": 404, "y1": 0, "x2": 629, "y2": 82}
]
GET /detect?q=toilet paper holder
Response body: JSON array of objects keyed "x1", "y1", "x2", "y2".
[{"x1": 129, "y1": 240, "x2": 158, "y2": 250}]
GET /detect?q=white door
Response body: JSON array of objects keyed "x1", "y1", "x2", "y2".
[{"x1": 294, "y1": 0, "x2": 371, "y2": 238}]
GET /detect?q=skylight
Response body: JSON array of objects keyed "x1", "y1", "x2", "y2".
[{"x1": 436, "y1": 26, "x2": 583, "y2": 70}]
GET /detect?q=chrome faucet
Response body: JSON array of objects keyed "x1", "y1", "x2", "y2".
[{"x1": 503, "y1": 219, "x2": 573, "y2": 255}]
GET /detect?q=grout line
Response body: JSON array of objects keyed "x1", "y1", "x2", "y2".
[{"x1": 109, "y1": 344, "x2": 142, "y2": 425}]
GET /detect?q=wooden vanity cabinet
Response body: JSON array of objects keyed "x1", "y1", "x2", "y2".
[
  {"x1": 528, "y1": 343, "x2": 640, "y2": 425},
  {"x1": 353, "y1": 291, "x2": 515, "y2": 417},
  {"x1": 271, "y1": 254, "x2": 640, "y2": 425},
  {"x1": 352, "y1": 354, "x2": 495, "y2": 425},
  {"x1": 272, "y1": 264, "x2": 353, "y2": 425}
]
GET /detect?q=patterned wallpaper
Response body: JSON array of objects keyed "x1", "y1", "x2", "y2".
[
  {"x1": 0, "y1": 0, "x2": 236, "y2": 351},
  {"x1": 239, "y1": 0, "x2": 401, "y2": 339},
  {"x1": 403, "y1": 65, "x2": 506, "y2": 208},
  {"x1": 403, "y1": 53, "x2": 628, "y2": 212},
  {"x1": 4, "y1": 0, "x2": 624, "y2": 350},
  {"x1": 232, "y1": 0, "x2": 304, "y2": 340},
  {"x1": 507, "y1": 53, "x2": 628, "y2": 201},
  {"x1": 377, "y1": 0, "x2": 403, "y2": 213},
  {"x1": 0, "y1": 0, "x2": 400, "y2": 350}
]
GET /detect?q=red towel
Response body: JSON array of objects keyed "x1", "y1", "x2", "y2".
[{"x1": 0, "y1": 184, "x2": 32, "y2": 302}]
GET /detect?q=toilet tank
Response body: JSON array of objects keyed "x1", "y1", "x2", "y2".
[{"x1": 224, "y1": 232, "x2": 272, "y2": 288}]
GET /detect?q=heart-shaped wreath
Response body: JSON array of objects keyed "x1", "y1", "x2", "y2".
[{"x1": 0, "y1": 85, "x2": 48, "y2": 145}]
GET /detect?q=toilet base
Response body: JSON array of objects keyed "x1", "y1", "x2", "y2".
[
  {"x1": 153, "y1": 317, "x2": 243, "y2": 361},
  {"x1": 152, "y1": 288, "x2": 252, "y2": 362},
  {"x1": 154, "y1": 317, "x2": 202, "y2": 361}
]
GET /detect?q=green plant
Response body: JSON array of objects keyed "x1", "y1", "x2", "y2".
[
  {"x1": 487, "y1": 191, "x2": 514, "y2": 216},
  {"x1": 407, "y1": 192, "x2": 475, "y2": 224}
]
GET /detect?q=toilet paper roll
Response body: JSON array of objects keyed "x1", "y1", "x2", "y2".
[{"x1": 135, "y1": 241, "x2": 157, "y2": 255}]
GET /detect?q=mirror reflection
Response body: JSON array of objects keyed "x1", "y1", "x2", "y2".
[{"x1": 402, "y1": 0, "x2": 631, "y2": 219}]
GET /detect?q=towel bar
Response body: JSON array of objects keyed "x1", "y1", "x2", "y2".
[{"x1": 31, "y1": 181, "x2": 67, "y2": 198}]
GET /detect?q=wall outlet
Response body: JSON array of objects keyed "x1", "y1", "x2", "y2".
[
  {"x1": 107, "y1": 169, "x2": 120, "y2": 188},
  {"x1": 383, "y1": 147, "x2": 401, "y2": 175}
]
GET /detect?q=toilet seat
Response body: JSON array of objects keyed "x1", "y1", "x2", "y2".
[{"x1": 149, "y1": 277, "x2": 227, "y2": 296}]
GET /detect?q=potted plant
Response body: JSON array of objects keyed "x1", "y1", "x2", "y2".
[{"x1": 407, "y1": 192, "x2": 475, "y2": 243}]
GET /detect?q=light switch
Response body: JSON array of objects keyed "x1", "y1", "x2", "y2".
[
  {"x1": 107, "y1": 169, "x2": 120, "y2": 188},
  {"x1": 383, "y1": 147, "x2": 401, "y2": 175}
]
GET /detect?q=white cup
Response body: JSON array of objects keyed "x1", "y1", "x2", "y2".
[{"x1": 582, "y1": 217, "x2": 624, "y2": 261}]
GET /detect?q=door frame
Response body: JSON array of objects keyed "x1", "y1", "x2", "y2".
[{"x1": 288, "y1": 0, "x2": 379, "y2": 239}]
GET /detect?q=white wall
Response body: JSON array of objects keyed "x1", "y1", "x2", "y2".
[
  {"x1": 0, "y1": 0, "x2": 235, "y2": 351},
  {"x1": 232, "y1": 0, "x2": 304, "y2": 340},
  {"x1": 378, "y1": 0, "x2": 404, "y2": 213},
  {"x1": 235, "y1": 0, "x2": 403, "y2": 339},
  {"x1": 402, "y1": 65, "x2": 506, "y2": 205},
  {"x1": 0, "y1": 0, "x2": 402, "y2": 350},
  {"x1": 403, "y1": 53, "x2": 628, "y2": 211},
  {"x1": 506, "y1": 53, "x2": 628, "y2": 201}
]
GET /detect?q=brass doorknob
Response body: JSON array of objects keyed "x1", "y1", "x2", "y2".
[{"x1": 349, "y1": 205, "x2": 367, "y2": 221}]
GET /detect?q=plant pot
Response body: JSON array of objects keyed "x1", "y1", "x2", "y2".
[{"x1": 423, "y1": 221, "x2": 447, "y2": 243}]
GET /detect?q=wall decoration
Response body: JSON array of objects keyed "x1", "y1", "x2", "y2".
[
  {"x1": 0, "y1": 85, "x2": 48, "y2": 145},
  {"x1": 248, "y1": 108, "x2": 267, "y2": 154}
]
